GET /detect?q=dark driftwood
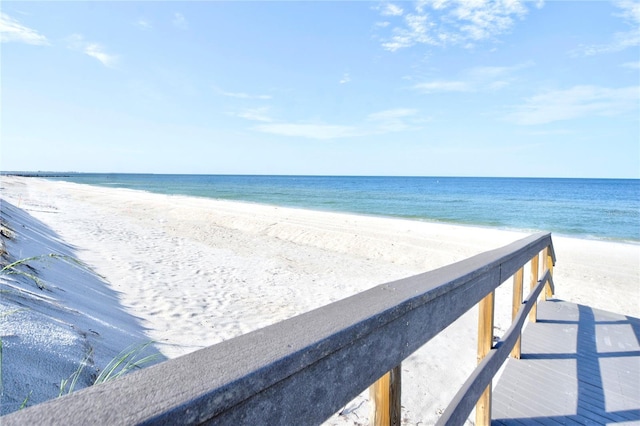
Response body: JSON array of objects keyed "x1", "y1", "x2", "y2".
[{"x1": 3, "y1": 233, "x2": 554, "y2": 426}]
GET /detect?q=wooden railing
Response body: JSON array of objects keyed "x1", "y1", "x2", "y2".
[
  {"x1": 3, "y1": 233, "x2": 555, "y2": 426},
  {"x1": 437, "y1": 240, "x2": 554, "y2": 425}
]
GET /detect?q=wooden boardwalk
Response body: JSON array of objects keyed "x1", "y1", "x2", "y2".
[{"x1": 492, "y1": 300, "x2": 640, "y2": 425}]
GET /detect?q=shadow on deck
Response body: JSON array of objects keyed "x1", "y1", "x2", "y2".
[{"x1": 492, "y1": 300, "x2": 640, "y2": 425}]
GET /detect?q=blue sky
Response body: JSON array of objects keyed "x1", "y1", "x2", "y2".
[{"x1": 2, "y1": 1, "x2": 639, "y2": 177}]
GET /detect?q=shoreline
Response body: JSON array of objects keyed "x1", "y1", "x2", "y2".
[
  {"x1": 1, "y1": 176, "x2": 638, "y2": 423},
  {"x1": 28, "y1": 174, "x2": 640, "y2": 245}
]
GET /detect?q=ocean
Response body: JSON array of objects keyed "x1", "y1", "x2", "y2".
[{"x1": 43, "y1": 174, "x2": 639, "y2": 244}]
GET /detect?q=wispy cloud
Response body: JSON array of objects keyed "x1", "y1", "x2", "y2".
[
  {"x1": 67, "y1": 34, "x2": 118, "y2": 68},
  {"x1": 233, "y1": 107, "x2": 274, "y2": 123},
  {"x1": 0, "y1": 12, "x2": 49, "y2": 45},
  {"x1": 213, "y1": 86, "x2": 272, "y2": 100},
  {"x1": 414, "y1": 62, "x2": 531, "y2": 93},
  {"x1": 622, "y1": 60, "x2": 640, "y2": 69},
  {"x1": 249, "y1": 108, "x2": 425, "y2": 140},
  {"x1": 414, "y1": 80, "x2": 470, "y2": 93},
  {"x1": 379, "y1": 2, "x2": 404, "y2": 17},
  {"x1": 366, "y1": 108, "x2": 426, "y2": 131},
  {"x1": 255, "y1": 123, "x2": 363, "y2": 140},
  {"x1": 136, "y1": 18, "x2": 152, "y2": 30},
  {"x1": 572, "y1": 0, "x2": 639, "y2": 56},
  {"x1": 339, "y1": 72, "x2": 351, "y2": 84},
  {"x1": 173, "y1": 12, "x2": 188, "y2": 30},
  {"x1": 507, "y1": 85, "x2": 639, "y2": 125},
  {"x1": 377, "y1": 0, "x2": 530, "y2": 52}
]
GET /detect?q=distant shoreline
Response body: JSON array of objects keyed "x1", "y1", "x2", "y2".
[
  {"x1": 2, "y1": 171, "x2": 639, "y2": 180},
  {"x1": 15, "y1": 173, "x2": 638, "y2": 244},
  {"x1": 2, "y1": 173, "x2": 74, "y2": 178}
]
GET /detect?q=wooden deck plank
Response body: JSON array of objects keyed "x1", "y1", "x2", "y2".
[
  {"x1": 492, "y1": 394, "x2": 574, "y2": 425},
  {"x1": 492, "y1": 300, "x2": 640, "y2": 425}
]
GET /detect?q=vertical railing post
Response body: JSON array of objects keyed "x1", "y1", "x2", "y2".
[
  {"x1": 369, "y1": 364, "x2": 401, "y2": 426},
  {"x1": 528, "y1": 253, "x2": 539, "y2": 323},
  {"x1": 476, "y1": 290, "x2": 495, "y2": 426},
  {"x1": 510, "y1": 267, "x2": 524, "y2": 359},
  {"x1": 543, "y1": 246, "x2": 554, "y2": 300}
]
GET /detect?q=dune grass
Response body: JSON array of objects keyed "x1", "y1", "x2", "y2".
[
  {"x1": 1, "y1": 256, "x2": 47, "y2": 290},
  {"x1": 93, "y1": 341, "x2": 159, "y2": 385},
  {"x1": 58, "y1": 341, "x2": 160, "y2": 398},
  {"x1": 1, "y1": 253, "x2": 88, "y2": 291},
  {"x1": 58, "y1": 349, "x2": 93, "y2": 397},
  {"x1": 19, "y1": 391, "x2": 32, "y2": 410}
]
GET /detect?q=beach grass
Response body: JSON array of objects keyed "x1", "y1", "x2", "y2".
[
  {"x1": 1, "y1": 256, "x2": 47, "y2": 290},
  {"x1": 58, "y1": 341, "x2": 159, "y2": 398},
  {"x1": 19, "y1": 391, "x2": 32, "y2": 410},
  {"x1": 58, "y1": 349, "x2": 93, "y2": 397},
  {"x1": 93, "y1": 341, "x2": 159, "y2": 385},
  {"x1": 1, "y1": 253, "x2": 91, "y2": 291}
]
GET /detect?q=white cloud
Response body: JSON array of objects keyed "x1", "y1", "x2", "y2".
[
  {"x1": 453, "y1": 0, "x2": 527, "y2": 41},
  {"x1": 507, "y1": 85, "x2": 639, "y2": 125},
  {"x1": 467, "y1": 64, "x2": 518, "y2": 79},
  {"x1": 377, "y1": 0, "x2": 530, "y2": 51},
  {"x1": 424, "y1": 0, "x2": 448, "y2": 11},
  {"x1": 572, "y1": 0, "x2": 640, "y2": 56},
  {"x1": 214, "y1": 87, "x2": 272, "y2": 100},
  {"x1": 367, "y1": 108, "x2": 425, "y2": 131},
  {"x1": 173, "y1": 12, "x2": 188, "y2": 30},
  {"x1": 414, "y1": 62, "x2": 531, "y2": 93},
  {"x1": 339, "y1": 73, "x2": 351, "y2": 84},
  {"x1": 367, "y1": 108, "x2": 418, "y2": 121},
  {"x1": 256, "y1": 123, "x2": 363, "y2": 140},
  {"x1": 614, "y1": 0, "x2": 640, "y2": 23},
  {"x1": 136, "y1": 19, "x2": 152, "y2": 30},
  {"x1": 252, "y1": 108, "x2": 426, "y2": 140},
  {"x1": 67, "y1": 34, "x2": 118, "y2": 68},
  {"x1": 0, "y1": 12, "x2": 49, "y2": 45},
  {"x1": 622, "y1": 60, "x2": 640, "y2": 69},
  {"x1": 413, "y1": 80, "x2": 470, "y2": 93},
  {"x1": 234, "y1": 107, "x2": 273, "y2": 122},
  {"x1": 380, "y1": 3, "x2": 404, "y2": 16},
  {"x1": 382, "y1": 13, "x2": 438, "y2": 51}
]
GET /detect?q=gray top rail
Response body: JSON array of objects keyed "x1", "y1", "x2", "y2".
[{"x1": 3, "y1": 232, "x2": 554, "y2": 425}]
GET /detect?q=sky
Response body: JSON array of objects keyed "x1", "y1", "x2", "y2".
[{"x1": 1, "y1": 1, "x2": 639, "y2": 178}]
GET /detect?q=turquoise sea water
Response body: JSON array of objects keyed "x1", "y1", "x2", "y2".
[{"x1": 44, "y1": 174, "x2": 639, "y2": 243}]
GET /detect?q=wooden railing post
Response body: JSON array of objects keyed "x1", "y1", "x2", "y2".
[
  {"x1": 369, "y1": 364, "x2": 401, "y2": 426},
  {"x1": 476, "y1": 291, "x2": 495, "y2": 426},
  {"x1": 543, "y1": 246, "x2": 554, "y2": 300},
  {"x1": 528, "y1": 254, "x2": 539, "y2": 323},
  {"x1": 511, "y1": 267, "x2": 524, "y2": 359}
]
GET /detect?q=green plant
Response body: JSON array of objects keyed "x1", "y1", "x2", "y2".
[
  {"x1": 0, "y1": 308, "x2": 25, "y2": 319},
  {"x1": 94, "y1": 341, "x2": 159, "y2": 385},
  {"x1": 57, "y1": 341, "x2": 159, "y2": 399},
  {"x1": 59, "y1": 349, "x2": 93, "y2": 397},
  {"x1": 1, "y1": 256, "x2": 45, "y2": 289},
  {"x1": 19, "y1": 391, "x2": 32, "y2": 410},
  {"x1": 0, "y1": 253, "x2": 85, "y2": 290}
]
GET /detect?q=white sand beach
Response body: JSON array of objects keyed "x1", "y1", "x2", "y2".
[{"x1": 1, "y1": 176, "x2": 638, "y2": 424}]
